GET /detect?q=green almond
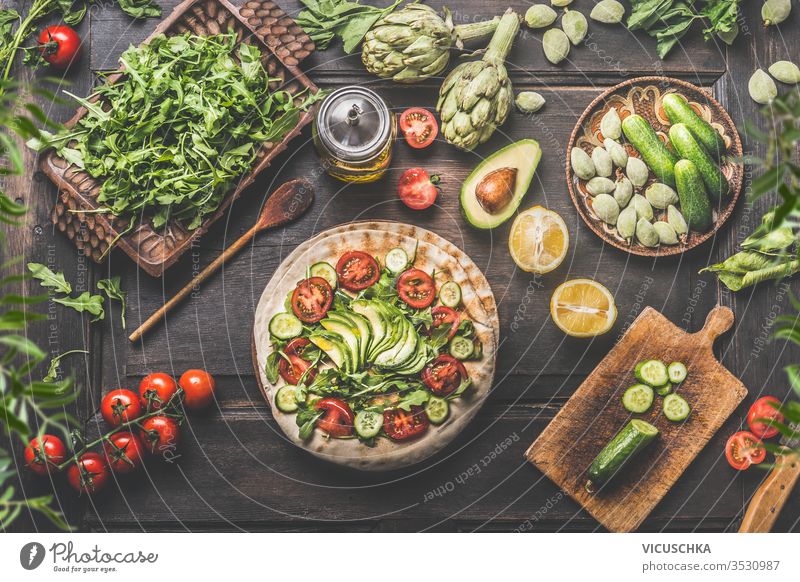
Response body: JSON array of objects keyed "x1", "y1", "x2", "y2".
[{"x1": 768, "y1": 60, "x2": 800, "y2": 84}]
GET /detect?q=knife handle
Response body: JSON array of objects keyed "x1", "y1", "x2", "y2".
[{"x1": 739, "y1": 453, "x2": 800, "y2": 533}]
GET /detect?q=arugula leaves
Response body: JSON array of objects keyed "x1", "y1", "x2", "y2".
[
  {"x1": 54, "y1": 292, "x2": 105, "y2": 321},
  {"x1": 32, "y1": 33, "x2": 320, "y2": 231},
  {"x1": 97, "y1": 276, "x2": 126, "y2": 329},
  {"x1": 43, "y1": 349, "x2": 88, "y2": 383},
  {"x1": 296, "y1": 0, "x2": 402, "y2": 53},
  {"x1": 27, "y1": 263, "x2": 71, "y2": 294}
]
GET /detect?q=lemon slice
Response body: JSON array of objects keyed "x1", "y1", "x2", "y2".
[
  {"x1": 509, "y1": 206, "x2": 569, "y2": 274},
  {"x1": 550, "y1": 278, "x2": 617, "y2": 337}
]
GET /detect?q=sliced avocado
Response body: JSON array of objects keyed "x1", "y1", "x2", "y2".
[
  {"x1": 460, "y1": 139, "x2": 542, "y2": 229},
  {"x1": 321, "y1": 318, "x2": 360, "y2": 369},
  {"x1": 309, "y1": 333, "x2": 348, "y2": 371}
]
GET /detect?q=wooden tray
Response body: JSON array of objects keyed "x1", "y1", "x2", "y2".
[
  {"x1": 43, "y1": 0, "x2": 317, "y2": 277},
  {"x1": 566, "y1": 77, "x2": 743, "y2": 257},
  {"x1": 526, "y1": 306, "x2": 747, "y2": 532}
]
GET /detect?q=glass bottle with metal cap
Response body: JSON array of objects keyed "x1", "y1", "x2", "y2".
[{"x1": 312, "y1": 86, "x2": 396, "y2": 183}]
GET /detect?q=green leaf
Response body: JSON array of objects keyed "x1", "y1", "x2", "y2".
[
  {"x1": 0, "y1": 334, "x2": 45, "y2": 361},
  {"x1": 27, "y1": 263, "x2": 72, "y2": 294},
  {"x1": 116, "y1": 0, "x2": 162, "y2": 19},
  {"x1": 54, "y1": 292, "x2": 105, "y2": 321},
  {"x1": 96, "y1": 276, "x2": 126, "y2": 329},
  {"x1": 43, "y1": 349, "x2": 88, "y2": 383}
]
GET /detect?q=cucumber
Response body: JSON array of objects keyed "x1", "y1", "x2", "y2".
[
  {"x1": 663, "y1": 393, "x2": 691, "y2": 422},
  {"x1": 425, "y1": 396, "x2": 449, "y2": 424},
  {"x1": 662, "y1": 93, "x2": 727, "y2": 161},
  {"x1": 674, "y1": 159, "x2": 713, "y2": 232},
  {"x1": 634, "y1": 359, "x2": 669, "y2": 387},
  {"x1": 354, "y1": 410, "x2": 382, "y2": 438},
  {"x1": 667, "y1": 361, "x2": 688, "y2": 383},
  {"x1": 622, "y1": 384, "x2": 654, "y2": 413},
  {"x1": 621, "y1": 114, "x2": 678, "y2": 187},
  {"x1": 449, "y1": 335, "x2": 474, "y2": 360},
  {"x1": 385, "y1": 247, "x2": 409, "y2": 274},
  {"x1": 269, "y1": 312, "x2": 302, "y2": 340},
  {"x1": 439, "y1": 281, "x2": 462, "y2": 307},
  {"x1": 586, "y1": 419, "x2": 659, "y2": 492},
  {"x1": 668, "y1": 123, "x2": 729, "y2": 203},
  {"x1": 275, "y1": 385, "x2": 299, "y2": 413},
  {"x1": 655, "y1": 383, "x2": 672, "y2": 397},
  {"x1": 310, "y1": 261, "x2": 337, "y2": 288}
]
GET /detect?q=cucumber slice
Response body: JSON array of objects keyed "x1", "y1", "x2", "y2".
[
  {"x1": 622, "y1": 384, "x2": 654, "y2": 413},
  {"x1": 439, "y1": 281, "x2": 462, "y2": 307},
  {"x1": 385, "y1": 247, "x2": 409, "y2": 274},
  {"x1": 354, "y1": 410, "x2": 382, "y2": 438},
  {"x1": 449, "y1": 335, "x2": 474, "y2": 360},
  {"x1": 310, "y1": 261, "x2": 337, "y2": 288},
  {"x1": 667, "y1": 361, "x2": 688, "y2": 384},
  {"x1": 269, "y1": 312, "x2": 302, "y2": 340},
  {"x1": 275, "y1": 385, "x2": 299, "y2": 413},
  {"x1": 663, "y1": 393, "x2": 691, "y2": 422},
  {"x1": 655, "y1": 383, "x2": 672, "y2": 397},
  {"x1": 425, "y1": 396, "x2": 449, "y2": 424},
  {"x1": 634, "y1": 359, "x2": 669, "y2": 387}
]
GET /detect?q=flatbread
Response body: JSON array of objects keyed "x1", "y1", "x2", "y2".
[{"x1": 252, "y1": 221, "x2": 499, "y2": 470}]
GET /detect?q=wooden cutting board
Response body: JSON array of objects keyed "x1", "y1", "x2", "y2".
[{"x1": 526, "y1": 305, "x2": 747, "y2": 532}]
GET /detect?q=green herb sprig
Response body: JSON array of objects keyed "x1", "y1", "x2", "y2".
[{"x1": 296, "y1": 0, "x2": 402, "y2": 53}]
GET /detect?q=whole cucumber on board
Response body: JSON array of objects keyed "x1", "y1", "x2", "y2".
[
  {"x1": 674, "y1": 159, "x2": 713, "y2": 232},
  {"x1": 585, "y1": 419, "x2": 659, "y2": 493},
  {"x1": 662, "y1": 93, "x2": 727, "y2": 161},
  {"x1": 668, "y1": 123, "x2": 729, "y2": 203},
  {"x1": 621, "y1": 114, "x2": 678, "y2": 187}
]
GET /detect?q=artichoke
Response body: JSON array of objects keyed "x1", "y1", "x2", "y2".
[
  {"x1": 437, "y1": 10, "x2": 520, "y2": 150},
  {"x1": 362, "y1": 4, "x2": 500, "y2": 84}
]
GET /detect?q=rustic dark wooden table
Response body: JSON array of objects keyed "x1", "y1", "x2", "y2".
[{"x1": 6, "y1": 0, "x2": 800, "y2": 532}]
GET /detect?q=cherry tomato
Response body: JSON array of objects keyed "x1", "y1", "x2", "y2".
[
  {"x1": 37, "y1": 25, "x2": 81, "y2": 69},
  {"x1": 397, "y1": 268, "x2": 436, "y2": 309},
  {"x1": 101, "y1": 389, "x2": 142, "y2": 427},
  {"x1": 24, "y1": 434, "x2": 67, "y2": 475},
  {"x1": 67, "y1": 452, "x2": 109, "y2": 495},
  {"x1": 291, "y1": 277, "x2": 333, "y2": 322},
  {"x1": 278, "y1": 339, "x2": 318, "y2": 385},
  {"x1": 336, "y1": 251, "x2": 380, "y2": 292},
  {"x1": 139, "y1": 372, "x2": 179, "y2": 411},
  {"x1": 399, "y1": 107, "x2": 438, "y2": 149},
  {"x1": 383, "y1": 406, "x2": 429, "y2": 441},
  {"x1": 397, "y1": 167, "x2": 439, "y2": 210},
  {"x1": 103, "y1": 432, "x2": 145, "y2": 474},
  {"x1": 431, "y1": 306, "x2": 461, "y2": 341},
  {"x1": 140, "y1": 416, "x2": 181, "y2": 455},
  {"x1": 747, "y1": 396, "x2": 784, "y2": 439},
  {"x1": 422, "y1": 355, "x2": 469, "y2": 397},
  {"x1": 314, "y1": 397, "x2": 354, "y2": 437},
  {"x1": 725, "y1": 431, "x2": 766, "y2": 471},
  {"x1": 179, "y1": 369, "x2": 216, "y2": 411}
]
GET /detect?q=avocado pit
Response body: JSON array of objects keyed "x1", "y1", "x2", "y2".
[{"x1": 475, "y1": 167, "x2": 518, "y2": 214}]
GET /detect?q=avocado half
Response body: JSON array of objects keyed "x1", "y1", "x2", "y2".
[{"x1": 460, "y1": 139, "x2": 542, "y2": 229}]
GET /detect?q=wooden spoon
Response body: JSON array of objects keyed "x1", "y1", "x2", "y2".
[{"x1": 129, "y1": 179, "x2": 314, "y2": 343}]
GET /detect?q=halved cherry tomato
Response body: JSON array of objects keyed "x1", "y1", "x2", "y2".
[
  {"x1": 422, "y1": 355, "x2": 468, "y2": 397},
  {"x1": 140, "y1": 416, "x2": 181, "y2": 455},
  {"x1": 101, "y1": 389, "x2": 142, "y2": 427},
  {"x1": 397, "y1": 268, "x2": 435, "y2": 308},
  {"x1": 314, "y1": 397, "x2": 354, "y2": 437},
  {"x1": 103, "y1": 431, "x2": 145, "y2": 474},
  {"x1": 37, "y1": 25, "x2": 81, "y2": 69},
  {"x1": 399, "y1": 107, "x2": 438, "y2": 149},
  {"x1": 139, "y1": 372, "x2": 178, "y2": 411},
  {"x1": 336, "y1": 251, "x2": 380, "y2": 292},
  {"x1": 725, "y1": 431, "x2": 766, "y2": 471},
  {"x1": 397, "y1": 167, "x2": 439, "y2": 210},
  {"x1": 24, "y1": 434, "x2": 67, "y2": 475},
  {"x1": 67, "y1": 452, "x2": 109, "y2": 495},
  {"x1": 383, "y1": 406, "x2": 429, "y2": 441},
  {"x1": 747, "y1": 396, "x2": 784, "y2": 439},
  {"x1": 291, "y1": 277, "x2": 333, "y2": 323},
  {"x1": 278, "y1": 338, "x2": 318, "y2": 385},
  {"x1": 431, "y1": 306, "x2": 461, "y2": 341}
]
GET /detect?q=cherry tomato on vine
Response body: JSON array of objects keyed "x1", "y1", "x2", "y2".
[
  {"x1": 67, "y1": 452, "x2": 109, "y2": 495},
  {"x1": 747, "y1": 396, "x2": 784, "y2": 439},
  {"x1": 399, "y1": 107, "x2": 438, "y2": 149},
  {"x1": 179, "y1": 369, "x2": 216, "y2": 411},
  {"x1": 24, "y1": 434, "x2": 67, "y2": 475},
  {"x1": 139, "y1": 372, "x2": 179, "y2": 411},
  {"x1": 103, "y1": 432, "x2": 144, "y2": 474},
  {"x1": 140, "y1": 416, "x2": 181, "y2": 455},
  {"x1": 37, "y1": 25, "x2": 81, "y2": 69},
  {"x1": 725, "y1": 431, "x2": 766, "y2": 471},
  {"x1": 314, "y1": 397, "x2": 354, "y2": 437},
  {"x1": 101, "y1": 389, "x2": 142, "y2": 427}
]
